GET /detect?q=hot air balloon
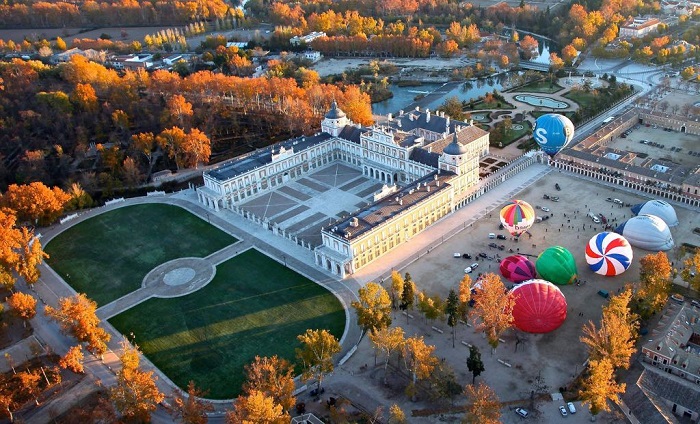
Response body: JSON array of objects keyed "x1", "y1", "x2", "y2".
[
  {"x1": 500, "y1": 255, "x2": 537, "y2": 283},
  {"x1": 615, "y1": 214, "x2": 674, "y2": 251},
  {"x1": 536, "y1": 246, "x2": 577, "y2": 285},
  {"x1": 533, "y1": 113, "x2": 575, "y2": 157},
  {"x1": 585, "y1": 232, "x2": 633, "y2": 276},
  {"x1": 500, "y1": 200, "x2": 535, "y2": 237},
  {"x1": 631, "y1": 200, "x2": 678, "y2": 227},
  {"x1": 511, "y1": 279, "x2": 568, "y2": 333}
]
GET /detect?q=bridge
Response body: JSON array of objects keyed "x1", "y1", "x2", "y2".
[{"x1": 519, "y1": 61, "x2": 550, "y2": 72}]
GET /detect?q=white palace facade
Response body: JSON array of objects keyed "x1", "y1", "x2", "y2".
[{"x1": 197, "y1": 103, "x2": 490, "y2": 277}]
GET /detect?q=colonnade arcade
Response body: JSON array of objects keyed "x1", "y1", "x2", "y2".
[{"x1": 363, "y1": 165, "x2": 399, "y2": 185}]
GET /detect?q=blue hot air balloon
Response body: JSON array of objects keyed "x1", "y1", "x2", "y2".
[{"x1": 533, "y1": 114, "x2": 575, "y2": 157}]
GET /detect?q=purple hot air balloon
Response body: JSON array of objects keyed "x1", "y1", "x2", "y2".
[{"x1": 499, "y1": 255, "x2": 537, "y2": 283}]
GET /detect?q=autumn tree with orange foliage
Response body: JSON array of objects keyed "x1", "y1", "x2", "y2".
[
  {"x1": 2, "y1": 182, "x2": 70, "y2": 226},
  {"x1": 59, "y1": 345, "x2": 85, "y2": 374},
  {"x1": 162, "y1": 94, "x2": 194, "y2": 128},
  {"x1": 7, "y1": 292, "x2": 36, "y2": 327},
  {"x1": 579, "y1": 358, "x2": 625, "y2": 416},
  {"x1": 226, "y1": 390, "x2": 288, "y2": 424},
  {"x1": 45, "y1": 293, "x2": 111, "y2": 356},
  {"x1": 635, "y1": 251, "x2": 672, "y2": 318},
  {"x1": 156, "y1": 127, "x2": 211, "y2": 169},
  {"x1": 242, "y1": 356, "x2": 296, "y2": 412},
  {"x1": 110, "y1": 340, "x2": 164, "y2": 423},
  {"x1": 469, "y1": 273, "x2": 515, "y2": 353},
  {"x1": 580, "y1": 287, "x2": 638, "y2": 370},
  {"x1": 0, "y1": 209, "x2": 48, "y2": 288},
  {"x1": 171, "y1": 381, "x2": 214, "y2": 424},
  {"x1": 402, "y1": 335, "x2": 439, "y2": 401},
  {"x1": 463, "y1": 382, "x2": 501, "y2": 424}
]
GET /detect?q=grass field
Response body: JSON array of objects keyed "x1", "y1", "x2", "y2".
[
  {"x1": 109, "y1": 249, "x2": 346, "y2": 399},
  {"x1": 45, "y1": 204, "x2": 237, "y2": 306},
  {"x1": 513, "y1": 80, "x2": 564, "y2": 93}
]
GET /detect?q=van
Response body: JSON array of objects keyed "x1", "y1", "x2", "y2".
[
  {"x1": 488, "y1": 233, "x2": 496, "y2": 239},
  {"x1": 613, "y1": 199, "x2": 623, "y2": 204}
]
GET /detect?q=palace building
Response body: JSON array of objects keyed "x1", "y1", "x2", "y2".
[{"x1": 197, "y1": 102, "x2": 490, "y2": 277}]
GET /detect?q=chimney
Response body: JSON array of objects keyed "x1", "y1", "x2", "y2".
[
  {"x1": 399, "y1": 109, "x2": 404, "y2": 116},
  {"x1": 427, "y1": 186, "x2": 430, "y2": 192},
  {"x1": 387, "y1": 113, "x2": 392, "y2": 121},
  {"x1": 415, "y1": 106, "x2": 420, "y2": 111},
  {"x1": 350, "y1": 217, "x2": 359, "y2": 227},
  {"x1": 469, "y1": 119, "x2": 474, "y2": 126},
  {"x1": 399, "y1": 199, "x2": 403, "y2": 205},
  {"x1": 426, "y1": 108, "x2": 430, "y2": 123},
  {"x1": 445, "y1": 116, "x2": 450, "y2": 130}
]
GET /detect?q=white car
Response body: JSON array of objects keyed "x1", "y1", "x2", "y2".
[
  {"x1": 559, "y1": 405, "x2": 568, "y2": 416},
  {"x1": 567, "y1": 402, "x2": 576, "y2": 414},
  {"x1": 464, "y1": 267, "x2": 472, "y2": 274},
  {"x1": 454, "y1": 252, "x2": 461, "y2": 258},
  {"x1": 541, "y1": 206, "x2": 551, "y2": 212},
  {"x1": 515, "y1": 407, "x2": 528, "y2": 418}
]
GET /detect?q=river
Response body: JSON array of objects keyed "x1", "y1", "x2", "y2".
[{"x1": 372, "y1": 75, "x2": 511, "y2": 116}]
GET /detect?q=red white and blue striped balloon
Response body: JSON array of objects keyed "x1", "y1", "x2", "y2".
[{"x1": 585, "y1": 232, "x2": 633, "y2": 276}]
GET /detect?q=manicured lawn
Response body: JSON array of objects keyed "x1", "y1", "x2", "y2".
[
  {"x1": 513, "y1": 80, "x2": 563, "y2": 93},
  {"x1": 563, "y1": 90, "x2": 596, "y2": 109},
  {"x1": 45, "y1": 204, "x2": 237, "y2": 306},
  {"x1": 109, "y1": 250, "x2": 346, "y2": 399}
]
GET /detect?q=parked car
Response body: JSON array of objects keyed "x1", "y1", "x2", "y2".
[
  {"x1": 478, "y1": 253, "x2": 488, "y2": 258},
  {"x1": 488, "y1": 242, "x2": 498, "y2": 248},
  {"x1": 541, "y1": 206, "x2": 550, "y2": 212},
  {"x1": 462, "y1": 253, "x2": 472, "y2": 259},
  {"x1": 559, "y1": 405, "x2": 568, "y2": 416},
  {"x1": 550, "y1": 196, "x2": 560, "y2": 202},
  {"x1": 471, "y1": 262, "x2": 479, "y2": 270},
  {"x1": 543, "y1": 194, "x2": 550, "y2": 199},
  {"x1": 488, "y1": 233, "x2": 496, "y2": 239},
  {"x1": 555, "y1": 183, "x2": 561, "y2": 191},
  {"x1": 464, "y1": 267, "x2": 473, "y2": 274},
  {"x1": 454, "y1": 252, "x2": 462, "y2": 258},
  {"x1": 670, "y1": 293, "x2": 684, "y2": 303},
  {"x1": 567, "y1": 402, "x2": 576, "y2": 414},
  {"x1": 515, "y1": 407, "x2": 529, "y2": 418},
  {"x1": 605, "y1": 197, "x2": 614, "y2": 202},
  {"x1": 496, "y1": 234, "x2": 507, "y2": 240}
]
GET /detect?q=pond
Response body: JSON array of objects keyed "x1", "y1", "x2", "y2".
[
  {"x1": 372, "y1": 75, "x2": 508, "y2": 116},
  {"x1": 514, "y1": 94, "x2": 569, "y2": 109}
]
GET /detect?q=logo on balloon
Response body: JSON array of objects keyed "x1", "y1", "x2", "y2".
[{"x1": 534, "y1": 127, "x2": 548, "y2": 144}]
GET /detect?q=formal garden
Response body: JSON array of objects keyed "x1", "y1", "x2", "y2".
[
  {"x1": 109, "y1": 248, "x2": 345, "y2": 399},
  {"x1": 45, "y1": 204, "x2": 237, "y2": 306}
]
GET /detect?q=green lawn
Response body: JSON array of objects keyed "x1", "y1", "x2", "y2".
[
  {"x1": 563, "y1": 90, "x2": 596, "y2": 109},
  {"x1": 109, "y1": 250, "x2": 346, "y2": 399},
  {"x1": 513, "y1": 80, "x2": 563, "y2": 93},
  {"x1": 45, "y1": 204, "x2": 237, "y2": 306}
]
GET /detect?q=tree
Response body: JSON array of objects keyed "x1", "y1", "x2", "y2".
[
  {"x1": 446, "y1": 289, "x2": 459, "y2": 348},
  {"x1": 156, "y1": 127, "x2": 211, "y2": 169},
  {"x1": 388, "y1": 404, "x2": 406, "y2": 424},
  {"x1": 579, "y1": 358, "x2": 625, "y2": 416},
  {"x1": 399, "y1": 274, "x2": 415, "y2": 323},
  {"x1": 7, "y1": 292, "x2": 36, "y2": 327},
  {"x1": 369, "y1": 326, "x2": 404, "y2": 384},
  {"x1": 458, "y1": 274, "x2": 472, "y2": 322},
  {"x1": 439, "y1": 96, "x2": 465, "y2": 121},
  {"x1": 549, "y1": 52, "x2": 565, "y2": 73},
  {"x1": 15, "y1": 370, "x2": 41, "y2": 406},
  {"x1": 636, "y1": 252, "x2": 672, "y2": 318},
  {"x1": 469, "y1": 273, "x2": 515, "y2": 352},
  {"x1": 466, "y1": 345, "x2": 485, "y2": 385},
  {"x1": 2, "y1": 182, "x2": 70, "y2": 226},
  {"x1": 55, "y1": 36, "x2": 67, "y2": 51},
  {"x1": 171, "y1": 381, "x2": 214, "y2": 424},
  {"x1": 561, "y1": 44, "x2": 579, "y2": 65},
  {"x1": 463, "y1": 382, "x2": 501, "y2": 424},
  {"x1": 295, "y1": 329, "x2": 340, "y2": 391},
  {"x1": 110, "y1": 340, "x2": 164, "y2": 422},
  {"x1": 390, "y1": 270, "x2": 404, "y2": 310},
  {"x1": 580, "y1": 287, "x2": 638, "y2": 370},
  {"x1": 59, "y1": 345, "x2": 84, "y2": 374},
  {"x1": 402, "y1": 336, "x2": 438, "y2": 401},
  {"x1": 226, "y1": 390, "x2": 287, "y2": 424},
  {"x1": 681, "y1": 248, "x2": 700, "y2": 292},
  {"x1": 162, "y1": 94, "x2": 194, "y2": 128},
  {"x1": 242, "y1": 356, "x2": 296, "y2": 412},
  {"x1": 45, "y1": 293, "x2": 111, "y2": 356},
  {"x1": 351, "y1": 282, "x2": 392, "y2": 335}
]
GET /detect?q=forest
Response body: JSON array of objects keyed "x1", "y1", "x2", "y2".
[{"x1": 0, "y1": 56, "x2": 372, "y2": 198}]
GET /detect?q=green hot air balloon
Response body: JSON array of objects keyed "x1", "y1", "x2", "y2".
[{"x1": 536, "y1": 246, "x2": 577, "y2": 285}]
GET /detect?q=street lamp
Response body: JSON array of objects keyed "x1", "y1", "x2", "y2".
[
  {"x1": 206, "y1": 212, "x2": 210, "y2": 224},
  {"x1": 283, "y1": 255, "x2": 287, "y2": 267}
]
